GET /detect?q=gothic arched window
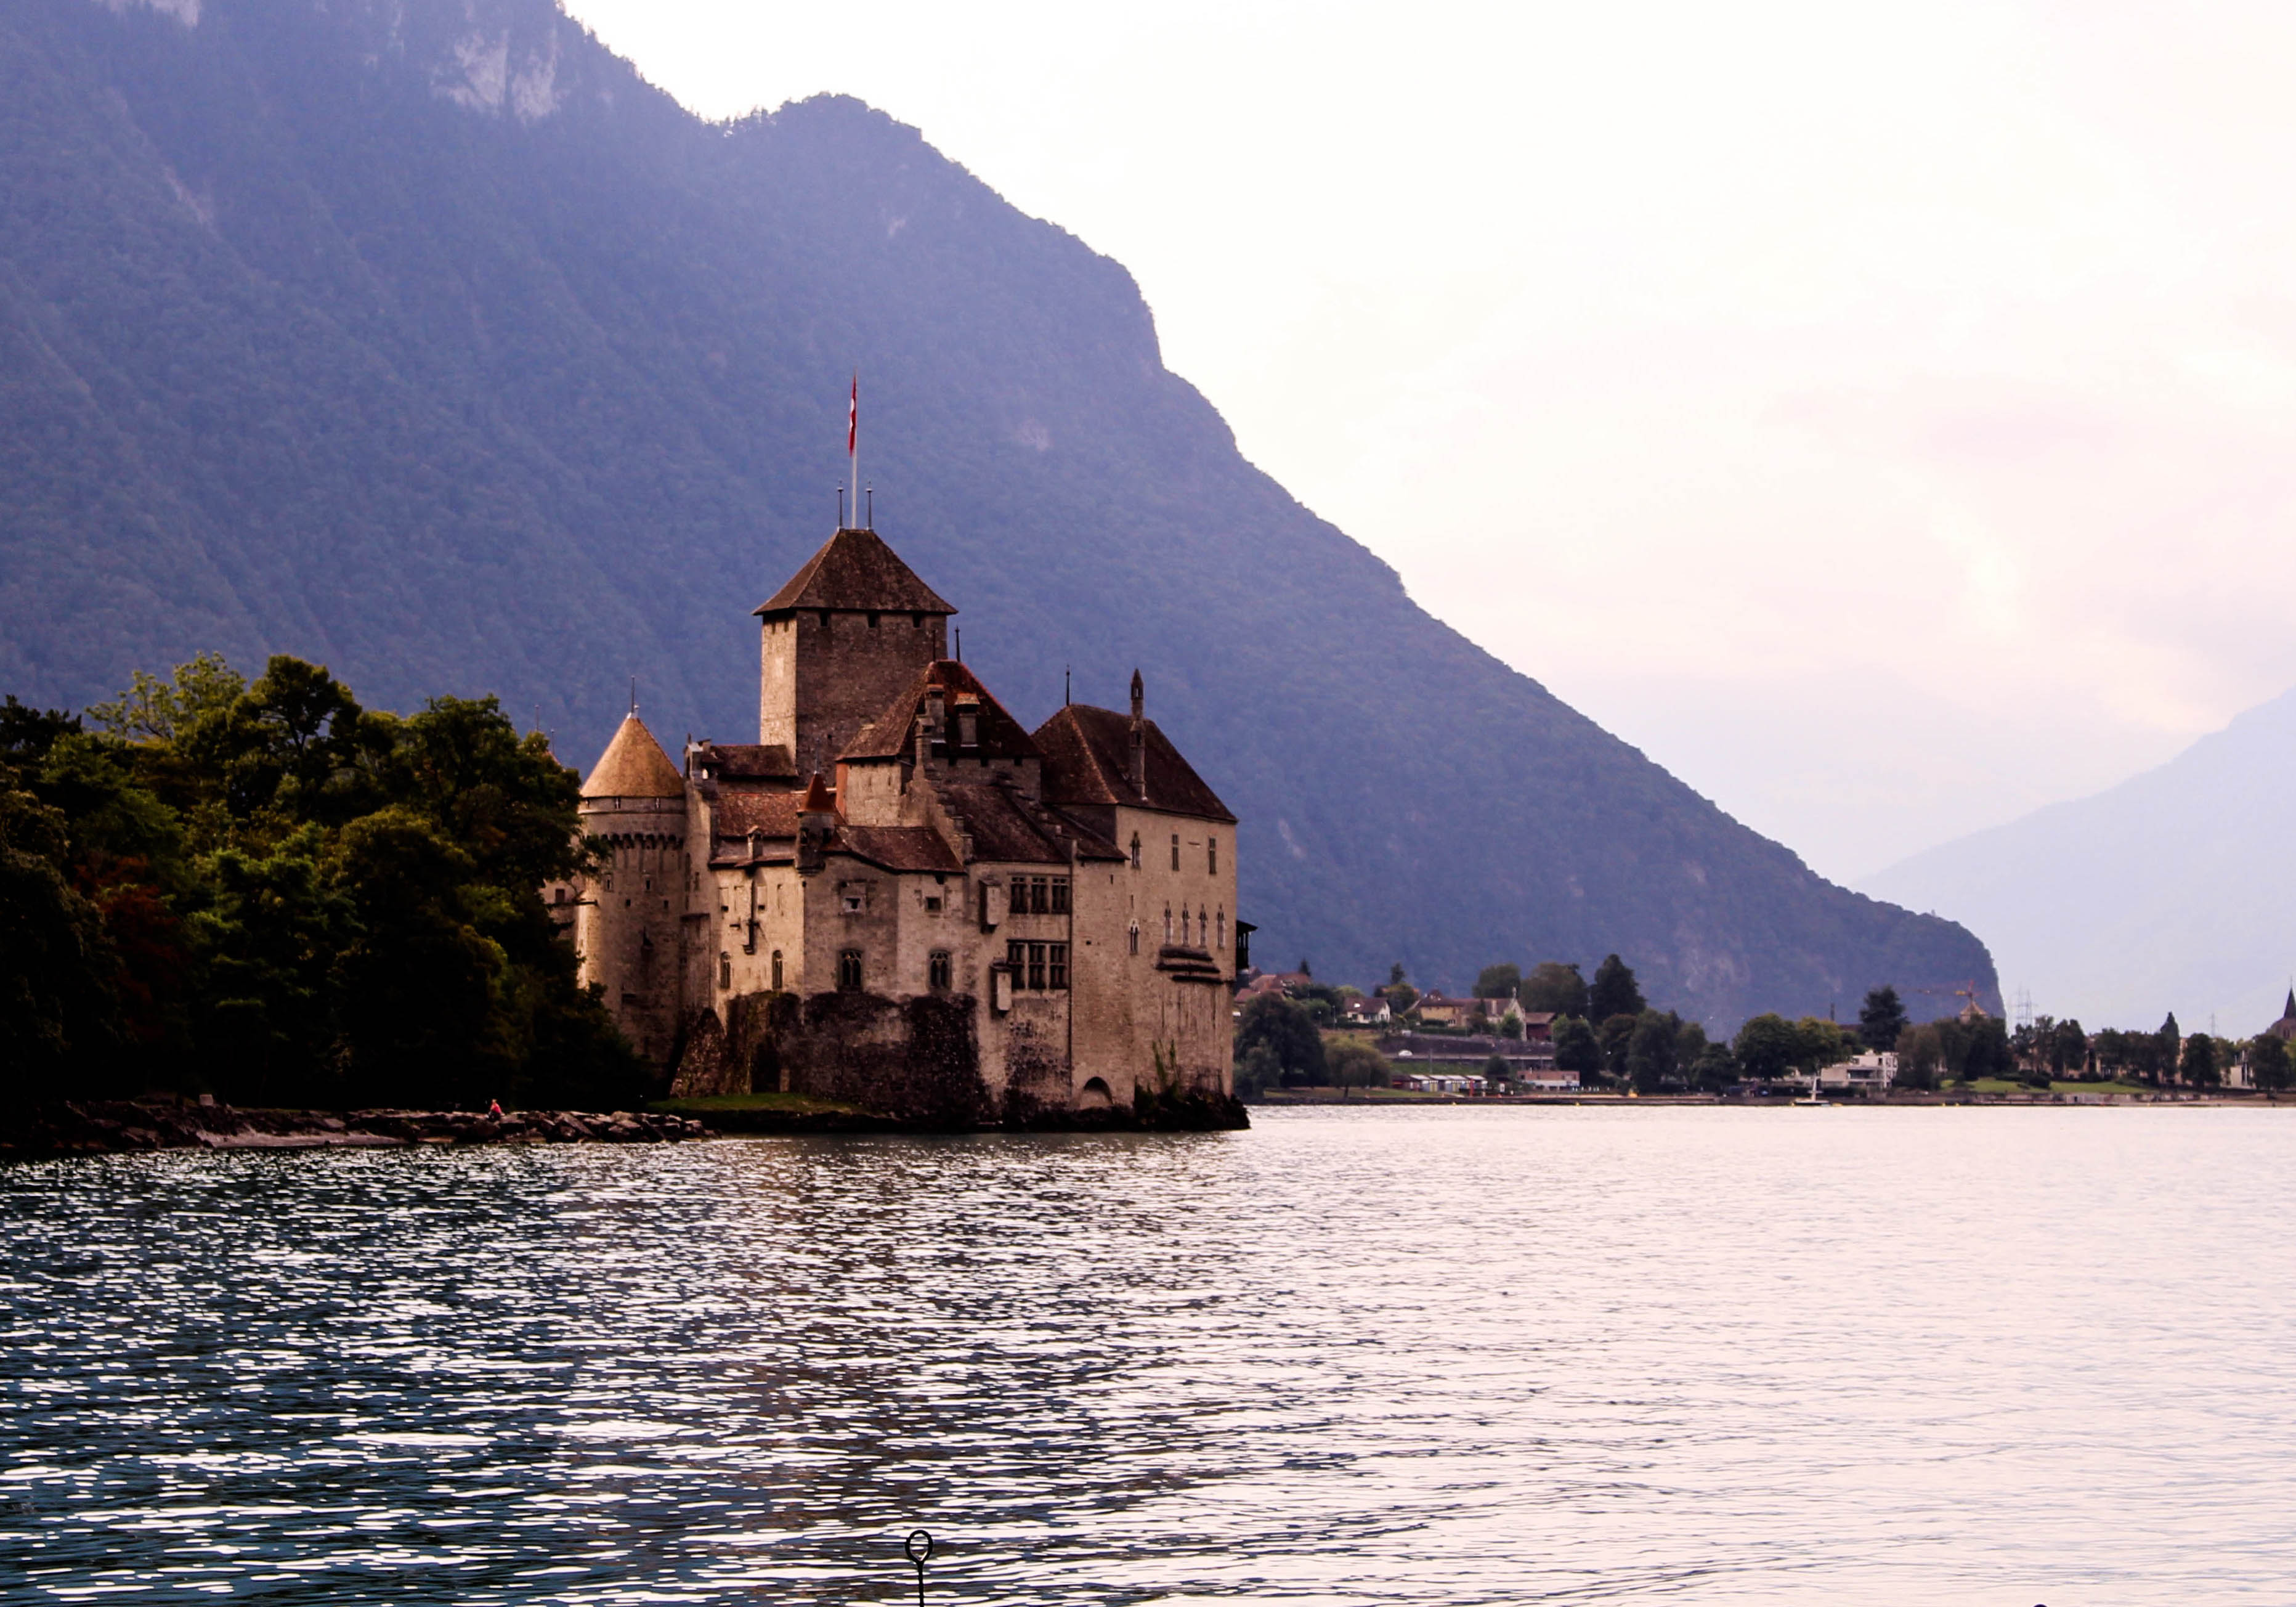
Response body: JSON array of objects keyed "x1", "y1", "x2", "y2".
[{"x1": 1129, "y1": 833, "x2": 1141, "y2": 870}]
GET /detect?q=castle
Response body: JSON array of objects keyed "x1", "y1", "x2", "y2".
[{"x1": 558, "y1": 523, "x2": 1243, "y2": 1123}]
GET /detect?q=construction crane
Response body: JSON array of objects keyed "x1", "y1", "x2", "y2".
[{"x1": 1913, "y1": 981, "x2": 1989, "y2": 1020}]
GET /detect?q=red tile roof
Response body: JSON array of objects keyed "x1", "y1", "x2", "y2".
[
  {"x1": 1032, "y1": 704, "x2": 1235, "y2": 823},
  {"x1": 754, "y1": 527, "x2": 956, "y2": 616}
]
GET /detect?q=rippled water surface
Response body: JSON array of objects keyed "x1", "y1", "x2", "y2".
[{"x1": 6, "y1": 1105, "x2": 2295, "y2": 1604}]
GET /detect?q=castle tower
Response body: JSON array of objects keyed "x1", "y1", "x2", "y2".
[
  {"x1": 573, "y1": 713, "x2": 687, "y2": 1065},
  {"x1": 755, "y1": 526, "x2": 955, "y2": 778}
]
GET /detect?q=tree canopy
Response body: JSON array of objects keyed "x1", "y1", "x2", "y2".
[
  {"x1": 1589, "y1": 954, "x2": 1645, "y2": 1021},
  {"x1": 1474, "y1": 962, "x2": 1522, "y2": 1000},
  {"x1": 1520, "y1": 961, "x2": 1590, "y2": 1019},
  {"x1": 1857, "y1": 985, "x2": 1909, "y2": 1052},
  {"x1": 0, "y1": 656, "x2": 642, "y2": 1110}
]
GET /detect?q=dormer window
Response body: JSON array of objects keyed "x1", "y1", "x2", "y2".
[{"x1": 958, "y1": 710, "x2": 978, "y2": 747}]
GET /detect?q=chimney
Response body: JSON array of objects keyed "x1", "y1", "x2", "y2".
[{"x1": 1128, "y1": 669, "x2": 1146, "y2": 800}]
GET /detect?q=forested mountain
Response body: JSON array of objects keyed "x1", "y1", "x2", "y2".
[
  {"x1": 1865, "y1": 685, "x2": 2296, "y2": 1035},
  {"x1": 0, "y1": 0, "x2": 1995, "y2": 1023}
]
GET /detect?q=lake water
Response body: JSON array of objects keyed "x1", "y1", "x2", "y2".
[{"x1": 4, "y1": 1105, "x2": 2292, "y2": 1605}]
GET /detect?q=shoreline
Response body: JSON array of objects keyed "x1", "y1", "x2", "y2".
[
  {"x1": 0, "y1": 1100, "x2": 706, "y2": 1160},
  {"x1": 1252, "y1": 1088, "x2": 2284, "y2": 1109}
]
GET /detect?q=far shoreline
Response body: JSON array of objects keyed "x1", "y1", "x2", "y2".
[{"x1": 1250, "y1": 1087, "x2": 2291, "y2": 1110}]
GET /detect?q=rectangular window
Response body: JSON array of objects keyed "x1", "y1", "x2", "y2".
[
  {"x1": 929, "y1": 950, "x2": 952, "y2": 991},
  {"x1": 1049, "y1": 877, "x2": 1070, "y2": 915},
  {"x1": 1049, "y1": 943, "x2": 1068, "y2": 990},
  {"x1": 1209, "y1": 837, "x2": 1218, "y2": 876},
  {"x1": 924, "y1": 894, "x2": 943, "y2": 913},
  {"x1": 1170, "y1": 833, "x2": 1180, "y2": 871},
  {"x1": 1028, "y1": 942, "x2": 1047, "y2": 991},
  {"x1": 1028, "y1": 876, "x2": 1048, "y2": 913},
  {"x1": 840, "y1": 882, "x2": 865, "y2": 914},
  {"x1": 838, "y1": 949, "x2": 862, "y2": 991},
  {"x1": 1007, "y1": 938, "x2": 1028, "y2": 975}
]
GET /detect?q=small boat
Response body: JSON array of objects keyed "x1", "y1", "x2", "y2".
[{"x1": 1792, "y1": 1074, "x2": 1828, "y2": 1107}]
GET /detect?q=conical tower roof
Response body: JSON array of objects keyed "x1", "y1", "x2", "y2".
[
  {"x1": 753, "y1": 527, "x2": 956, "y2": 616},
  {"x1": 582, "y1": 714, "x2": 683, "y2": 800}
]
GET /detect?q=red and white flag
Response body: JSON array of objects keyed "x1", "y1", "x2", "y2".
[{"x1": 848, "y1": 373, "x2": 858, "y2": 456}]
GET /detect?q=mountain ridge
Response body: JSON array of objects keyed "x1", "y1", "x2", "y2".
[
  {"x1": 0, "y1": 0, "x2": 1997, "y2": 1022},
  {"x1": 1864, "y1": 685, "x2": 2296, "y2": 1032}
]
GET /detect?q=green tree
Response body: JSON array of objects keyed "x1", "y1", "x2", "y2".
[
  {"x1": 2183, "y1": 1033, "x2": 2219, "y2": 1087},
  {"x1": 1690, "y1": 1041, "x2": 1738, "y2": 1090},
  {"x1": 1475, "y1": 962, "x2": 1522, "y2": 1000},
  {"x1": 187, "y1": 828, "x2": 356, "y2": 1103},
  {"x1": 1676, "y1": 1019, "x2": 1710, "y2": 1070},
  {"x1": 1233, "y1": 1043, "x2": 1283, "y2": 1099},
  {"x1": 1589, "y1": 954, "x2": 1645, "y2": 1021},
  {"x1": 1380, "y1": 962, "x2": 1419, "y2": 1015},
  {"x1": 1326, "y1": 1038, "x2": 1391, "y2": 1097},
  {"x1": 1482, "y1": 1052, "x2": 1511, "y2": 1089},
  {"x1": 1857, "y1": 985, "x2": 1909, "y2": 1052},
  {"x1": 1520, "y1": 961, "x2": 1589, "y2": 1019},
  {"x1": 0, "y1": 781, "x2": 122, "y2": 1098},
  {"x1": 2050, "y1": 1019, "x2": 2089, "y2": 1077},
  {"x1": 2154, "y1": 1013, "x2": 2182, "y2": 1084},
  {"x1": 1599, "y1": 1012, "x2": 1639, "y2": 1076},
  {"x1": 1896, "y1": 1023, "x2": 1943, "y2": 1090},
  {"x1": 1733, "y1": 1013, "x2": 1800, "y2": 1080},
  {"x1": 2250, "y1": 1033, "x2": 2292, "y2": 1092},
  {"x1": 1962, "y1": 1015, "x2": 2014, "y2": 1081},
  {"x1": 1552, "y1": 1015, "x2": 1602, "y2": 1078},
  {"x1": 1235, "y1": 993, "x2": 1327, "y2": 1086},
  {"x1": 1626, "y1": 1009, "x2": 1679, "y2": 1092},
  {"x1": 84, "y1": 653, "x2": 245, "y2": 746},
  {"x1": 1793, "y1": 1017, "x2": 1851, "y2": 1074}
]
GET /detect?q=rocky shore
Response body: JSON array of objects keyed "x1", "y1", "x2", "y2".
[{"x1": 0, "y1": 1100, "x2": 705, "y2": 1160}]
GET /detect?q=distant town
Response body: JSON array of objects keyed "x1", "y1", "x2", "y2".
[{"x1": 1233, "y1": 957, "x2": 2296, "y2": 1102}]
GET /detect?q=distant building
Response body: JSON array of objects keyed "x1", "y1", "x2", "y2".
[
  {"x1": 2268, "y1": 989, "x2": 2296, "y2": 1043},
  {"x1": 1413, "y1": 991, "x2": 1482, "y2": 1028},
  {"x1": 1400, "y1": 1073, "x2": 1488, "y2": 1095},
  {"x1": 1339, "y1": 995, "x2": 1392, "y2": 1027},
  {"x1": 1818, "y1": 1051, "x2": 1897, "y2": 1091}
]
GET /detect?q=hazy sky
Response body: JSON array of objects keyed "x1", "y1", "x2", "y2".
[{"x1": 563, "y1": 0, "x2": 2296, "y2": 881}]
